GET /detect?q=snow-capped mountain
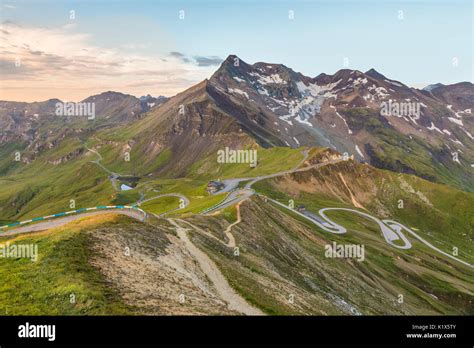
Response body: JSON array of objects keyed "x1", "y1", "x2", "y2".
[
  {"x1": 206, "y1": 55, "x2": 474, "y2": 191},
  {"x1": 1, "y1": 55, "x2": 472, "y2": 191}
]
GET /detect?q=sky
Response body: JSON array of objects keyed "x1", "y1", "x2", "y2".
[{"x1": 0, "y1": 0, "x2": 472, "y2": 102}]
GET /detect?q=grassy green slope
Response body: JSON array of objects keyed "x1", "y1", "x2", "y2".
[
  {"x1": 0, "y1": 138, "x2": 115, "y2": 220},
  {"x1": 0, "y1": 215, "x2": 132, "y2": 315},
  {"x1": 343, "y1": 107, "x2": 474, "y2": 192},
  {"x1": 187, "y1": 196, "x2": 473, "y2": 315},
  {"x1": 253, "y1": 160, "x2": 474, "y2": 264}
]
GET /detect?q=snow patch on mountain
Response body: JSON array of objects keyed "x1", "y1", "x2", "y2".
[
  {"x1": 297, "y1": 80, "x2": 341, "y2": 98},
  {"x1": 273, "y1": 80, "x2": 342, "y2": 127},
  {"x1": 229, "y1": 88, "x2": 249, "y2": 99},
  {"x1": 442, "y1": 129, "x2": 451, "y2": 136},
  {"x1": 447, "y1": 104, "x2": 464, "y2": 119},
  {"x1": 280, "y1": 115, "x2": 293, "y2": 126},
  {"x1": 233, "y1": 76, "x2": 246, "y2": 83},
  {"x1": 427, "y1": 122, "x2": 443, "y2": 134},
  {"x1": 450, "y1": 138, "x2": 464, "y2": 147},
  {"x1": 294, "y1": 113, "x2": 312, "y2": 126},
  {"x1": 330, "y1": 105, "x2": 352, "y2": 134},
  {"x1": 385, "y1": 79, "x2": 403, "y2": 87},
  {"x1": 250, "y1": 72, "x2": 286, "y2": 85},
  {"x1": 353, "y1": 77, "x2": 368, "y2": 86},
  {"x1": 368, "y1": 84, "x2": 390, "y2": 99},
  {"x1": 355, "y1": 145, "x2": 365, "y2": 158},
  {"x1": 257, "y1": 87, "x2": 270, "y2": 96},
  {"x1": 270, "y1": 97, "x2": 286, "y2": 107},
  {"x1": 463, "y1": 129, "x2": 474, "y2": 140},
  {"x1": 448, "y1": 117, "x2": 463, "y2": 126}
]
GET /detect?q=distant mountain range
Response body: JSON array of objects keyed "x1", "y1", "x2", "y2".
[
  {"x1": 1, "y1": 55, "x2": 473, "y2": 191},
  {"x1": 205, "y1": 55, "x2": 473, "y2": 190}
]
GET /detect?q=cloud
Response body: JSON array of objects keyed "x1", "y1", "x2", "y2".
[
  {"x1": 120, "y1": 42, "x2": 151, "y2": 50},
  {"x1": 169, "y1": 51, "x2": 185, "y2": 58},
  {"x1": 169, "y1": 51, "x2": 191, "y2": 63},
  {"x1": 1, "y1": 23, "x2": 217, "y2": 101},
  {"x1": 169, "y1": 51, "x2": 222, "y2": 67},
  {"x1": 193, "y1": 55, "x2": 223, "y2": 67}
]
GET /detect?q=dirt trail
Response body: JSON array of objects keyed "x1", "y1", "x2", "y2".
[
  {"x1": 167, "y1": 218, "x2": 264, "y2": 315},
  {"x1": 175, "y1": 219, "x2": 227, "y2": 247},
  {"x1": 176, "y1": 200, "x2": 244, "y2": 249},
  {"x1": 222, "y1": 201, "x2": 244, "y2": 248}
]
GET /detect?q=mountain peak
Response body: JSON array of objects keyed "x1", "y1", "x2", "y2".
[
  {"x1": 82, "y1": 91, "x2": 135, "y2": 103},
  {"x1": 365, "y1": 68, "x2": 387, "y2": 80},
  {"x1": 422, "y1": 83, "x2": 444, "y2": 92},
  {"x1": 225, "y1": 54, "x2": 239, "y2": 61},
  {"x1": 222, "y1": 54, "x2": 246, "y2": 67}
]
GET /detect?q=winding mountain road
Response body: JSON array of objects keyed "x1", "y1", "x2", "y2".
[
  {"x1": 0, "y1": 206, "x2": 147, "y2": 236},
  {"x1": 138, "y1": 193, "x2": 190, "y2": 216},
  {"x1": 1, "y1": 150, "x2": 470, "y2": 270},
  {"x1": 198, "y1": 155, "x2": 472, "y2": 268},
  {"x1": 203, "y1": 157, "x2": 344, "y2": 214},
  {"x1": 85, "y1": 144, "x2": 135, "y2": 191},
  {"x1": 264, "y1": 196, "x2": 472, "y2": 268}
]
